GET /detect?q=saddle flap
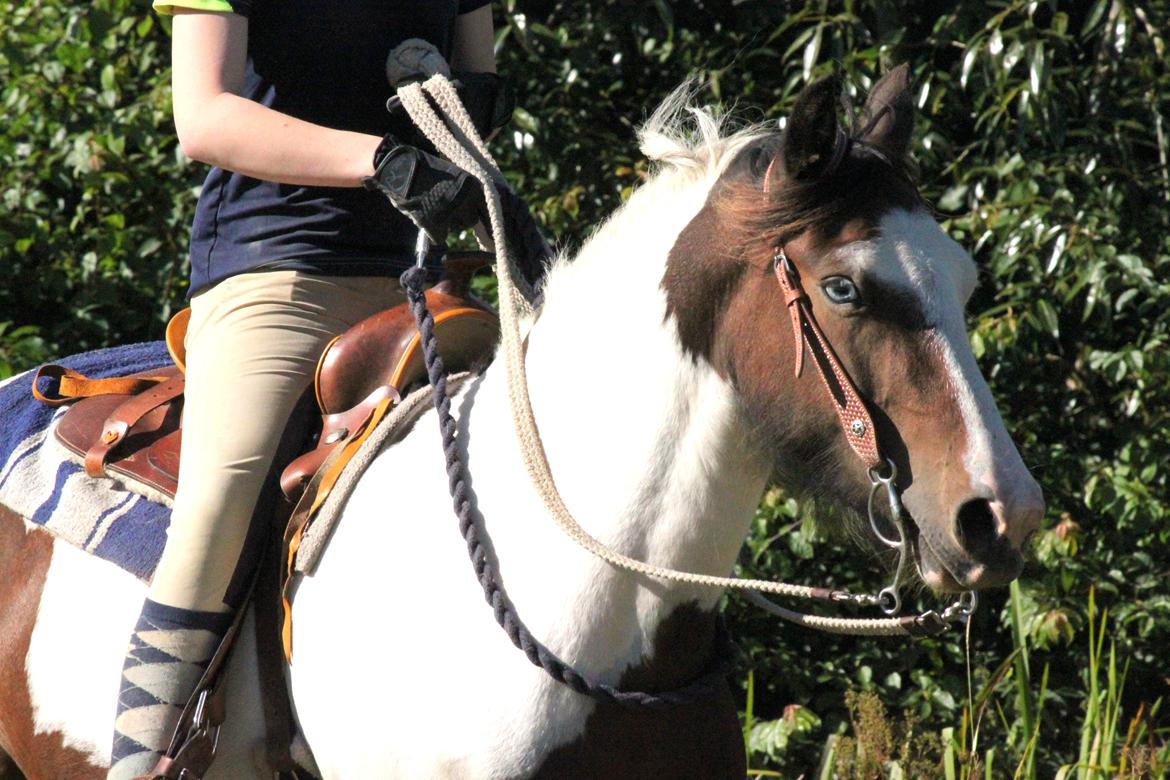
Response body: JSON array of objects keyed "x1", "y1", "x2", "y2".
[
  {"x1": 147, "y1": 429, "x2": 183, "y2": 491},
  {"x1": 54, "y1": 366, "x2": 184, "y2": 498}
]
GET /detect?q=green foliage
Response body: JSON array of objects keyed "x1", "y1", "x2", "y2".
[
  {"x1": 0, "y1": 322, "x2": 48, "y2": 380},
  {"x1": 3, "y1": 0, "x2": 1169, "y2": 776},
  {"x1": 1, "y1": 0, "x2": 195, "y2": 363}
]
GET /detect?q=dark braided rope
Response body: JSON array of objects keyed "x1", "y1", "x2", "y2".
[{"x1": 399, "y1": 265, "x2": 736, "y2": 709}]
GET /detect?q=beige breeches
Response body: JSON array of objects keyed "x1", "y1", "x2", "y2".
[{"x1": 148, "y1": 270, "x2": 405, "y2": 613}]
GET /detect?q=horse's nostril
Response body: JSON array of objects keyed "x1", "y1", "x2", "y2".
[{"x1": 955, "y1": 498, "x2": 997, "y2": 556}]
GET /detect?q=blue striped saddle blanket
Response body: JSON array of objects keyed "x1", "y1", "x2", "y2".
[{"x1": 0, "y1": 342, "x2": 173, "y2": 580}]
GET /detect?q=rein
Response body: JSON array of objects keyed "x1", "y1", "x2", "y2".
[{"x1": 393, "y1": 72, "x2": 975, "y2": 707}]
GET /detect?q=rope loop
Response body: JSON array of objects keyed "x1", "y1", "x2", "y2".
[{"x1": 399, "y1": 261, "x2": 739, "y2": 708}]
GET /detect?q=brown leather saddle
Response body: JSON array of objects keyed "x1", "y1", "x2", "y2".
[{"x1": 36, "y1": 254, "x2": 499, "y2": 509}]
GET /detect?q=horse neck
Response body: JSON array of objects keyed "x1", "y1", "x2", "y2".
[{"x1": 484, "y1": 167, "x2": 772, "y2": 681}]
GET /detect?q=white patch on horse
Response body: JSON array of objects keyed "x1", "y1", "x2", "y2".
[
  {"x1": 27, "y1": 538, "x2": 146, "y2": 763},
  {"x1": 289, "y1": 98, "x2": 772, "y2": 778},
  {"x1": 26, "y1": 534, "x2": 270, "y2": 777},
  {"x1": 837, "y1": 209, "x2": 1035, "y2": 512}
]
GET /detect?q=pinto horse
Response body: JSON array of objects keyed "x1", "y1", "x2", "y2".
[{"x1": 0, "y1": 67, "x2": 1043, "y2": 779}]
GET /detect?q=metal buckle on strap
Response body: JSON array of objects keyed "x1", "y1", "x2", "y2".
[
  {"x1": 185, "y1": 688, "x2": 222, "y2": 758},
  {"x1": 774, "y1": 249, "x2": 797, "y2": 278},
  {"x1": 910, "y1": 610, "x2": 947, "y2": 636}
]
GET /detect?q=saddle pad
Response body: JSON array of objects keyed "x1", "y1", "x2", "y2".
[
  {"x1": 0, "y1": 342, "x2": 174, "y2": 580},
  {"x1": 293, "y1": 373, "x2": 472, "y2": 576}
]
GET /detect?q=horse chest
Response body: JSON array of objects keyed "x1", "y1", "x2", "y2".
[
  {"x1": 288, "y1": 405, "x2": 747, "y2": 778},
  {"x1": 527, "y1": 600, "x2": 746, "y2": 779}
]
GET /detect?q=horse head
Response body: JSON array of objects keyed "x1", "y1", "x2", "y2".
[{"x1": 663, "y1": 65, "x2": 1045, "y2": 594}]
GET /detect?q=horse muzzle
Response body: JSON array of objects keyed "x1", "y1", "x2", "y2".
[{"x1": 915, "y1": 489, "x2": 1044, "y2": 592}]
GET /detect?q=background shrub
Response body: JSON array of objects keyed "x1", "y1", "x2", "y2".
[{"x1": 2, "y1": 0, "x2": 1167, "y2": 775}]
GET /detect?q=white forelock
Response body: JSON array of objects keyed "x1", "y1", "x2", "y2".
[
  {"x1": 638, "y1": 80, "x2": 772, "y2": 179},
  {"x1": 540, "y1": 82, "x2": 772, "y2": 305}
]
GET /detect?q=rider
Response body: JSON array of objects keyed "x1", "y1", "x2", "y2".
[{"x1": 110, "y1": 3, "x2": 497, "y2": 778}]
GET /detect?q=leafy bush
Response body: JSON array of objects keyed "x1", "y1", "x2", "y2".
[
  {"x1": 3, "y1": 0, "x2": 1168, "y2": 776},
  {"x1": 1, "y1": 0, "x2": 195, "y2": 361}
]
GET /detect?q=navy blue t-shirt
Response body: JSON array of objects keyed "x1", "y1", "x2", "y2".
[{"x1": 165, "y1": 0, "x2": 489, "y2": 296}]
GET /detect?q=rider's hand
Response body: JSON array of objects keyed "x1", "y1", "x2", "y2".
[{"x1": 362, "y1": 136, "x2": 485, "y2": 243}]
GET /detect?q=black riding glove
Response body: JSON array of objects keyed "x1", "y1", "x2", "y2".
[
  {"x1": 363, "y1": 137, "x2": 485, "y2": 243},
  {"x1": 451, "y1": 71, "x2": 514, "y2": 140}
]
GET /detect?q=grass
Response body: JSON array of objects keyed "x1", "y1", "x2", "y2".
[{"x1": 745, "y1": 586, "x2": 1170, "y2": 778}]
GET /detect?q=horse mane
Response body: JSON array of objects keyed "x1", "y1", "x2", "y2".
[
  {"x1": 637, "y1": 81, "x2": 772, "y2": 181},
  {"x1": 537, "y1": 81, "x2": 925, "y2": 298},
  {"x1": 537, "y1": 84, "x2": 773, "y2": 297},
  {"x1": 634, "y1": 83, "x2": 922, "y2": 259}
]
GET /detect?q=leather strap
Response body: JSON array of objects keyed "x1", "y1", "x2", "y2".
[
  {"x1": 256, "y1": 491, "x2": 320, "y2": 779},
  {"x1": 280, "y1": 385, "x2": 399, "y2": 501},
  {"x1": 774, "y1": 250, "x2": 882, "y2": 470},
  {"x1": 141, "y1": 577, "x2": 255, "y2": 780},
  {"x1": 83, "y1": 375, "x2": 186, "y2": 478},
  {"x1": 141, "y1": 436, "x2": 318, "y2": 780},
  {"x1": 31, "y1": 364, "x2": 170, "y2": 406}
]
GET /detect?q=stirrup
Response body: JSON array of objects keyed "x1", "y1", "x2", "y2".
[{"x1": 136, "y1": 688, "x2": 221, "y2": 780}]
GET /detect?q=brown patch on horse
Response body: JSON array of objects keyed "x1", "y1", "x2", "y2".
[
  {"x1": 661, "y1": 191, "x2": 749, "y2": 363},
  {"x1": 663, "y1": 127, "x2": 923, "y2": 363},
  {"x1": 0, "y1": 506, "x2": 105, "y2": 780},
  {"x1": 710, "y1": 215, "x2": 971, "y2": 535},
  {"x1": 531, "y1": 604, "x2": 744, "y2": 779}
]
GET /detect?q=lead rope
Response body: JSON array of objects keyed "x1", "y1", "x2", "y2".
[{"x1": 397, "y1": 74, "x2": 968, "y2": 639}]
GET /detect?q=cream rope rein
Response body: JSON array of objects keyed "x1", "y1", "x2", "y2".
[{"x1": 396, "y1": 75, "x2": 952, "y2": 636}]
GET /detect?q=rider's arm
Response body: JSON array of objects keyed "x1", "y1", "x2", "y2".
[
  {"x1": 170, "y1": 6, "x2": 496, "y2": 187},
  {"x1": 171, "y1": 10, "x2": 381, "y2": 186}
]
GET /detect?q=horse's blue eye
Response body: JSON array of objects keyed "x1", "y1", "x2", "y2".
[{"x1": 822, "y1": 276, "x2": 860, "y2": 305}]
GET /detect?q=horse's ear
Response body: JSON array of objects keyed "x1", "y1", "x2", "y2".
[
  {"x1": 858, "y1": 63, "x2": 914, "y2": 162},
  {"x1": 781, "y1": 75, "x2": 841, "y2": 181}
]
